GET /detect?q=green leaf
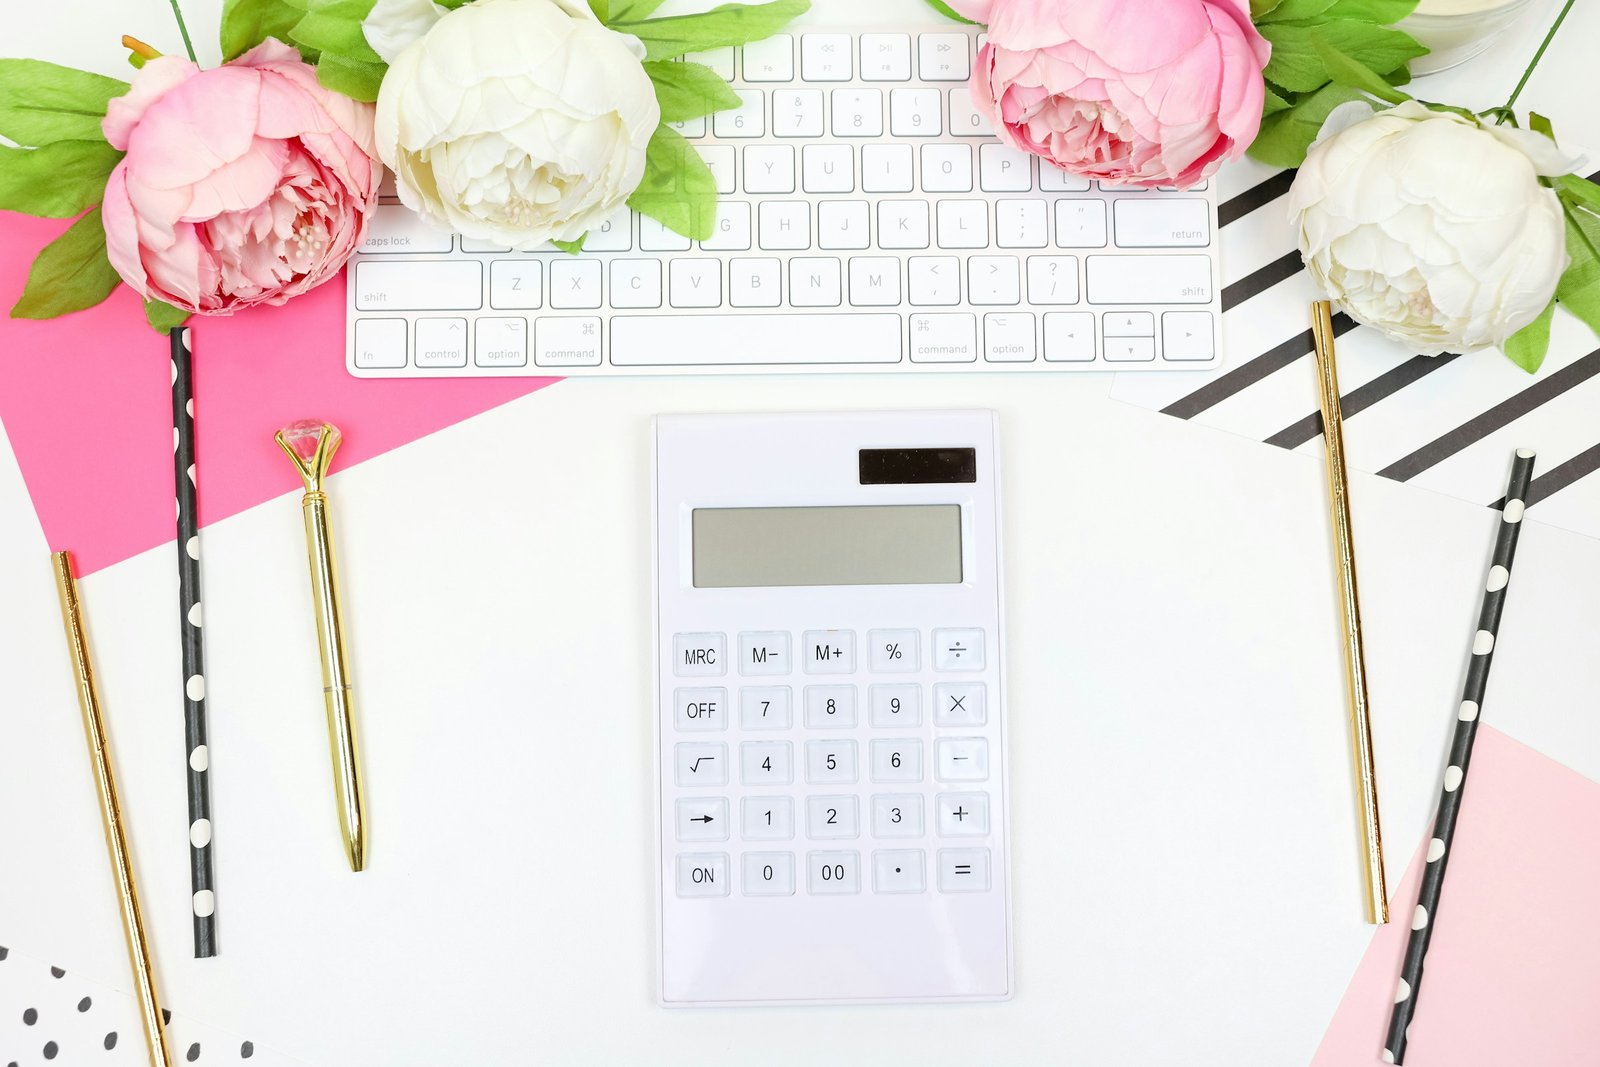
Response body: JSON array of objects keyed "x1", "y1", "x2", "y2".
[
  {"x1": 9, "y1": 209, "x2": 123, "y2": 320},
  {"x1": 614, "y1": 0, "x2": 811, "y2": 62},
  {"x1": 291, "y1": 0, "x2": 383, "y2": 64},
  {"x1": 1528, "y1": 110, "x2": 1555, "y2": 140},
  {"x1": 1252, "y1": 0, "x2": 1286, "y2": 17},
  {"x1": 221, "y1": 0, "x2": 312, "y2": 61},
  {"x1": 145, "y1": 298, "x2": 190, "y2": 334},
  {"x1": 0, "y1": 60, "x2": 128, "y2": 148},
  {"x1": 1502, "y1": 298, "x2": 1554, "y2": 373},
  {"x1": 1312, "y1": 33, "x2": 1412, "y2": 104},
  {"x1": 1557, "y1": 173, "x2": 1600, "y2": 212},
  {"x1": 923, "y1": 0, "x2": 978, "y2": 24},
  {"x1": 1555, "y1": 195, "x2": 1600, "y2": 336},
  {"x1": 643, "y1": 60, "x2": 741, "y2": 122},
  {"x1": 627, "y1": 123, "x2": 718, "y2": 241},
  {"x1": 610, "y1": 0, "x2": 668, "y2": 17},
  {"x1": 1263, "y1": 85, "x2": 1293, "y2": 115},
  {"x1": 0, "y1": 141, "x2": 123, "y2": 218},
  {"x1": 588, "y1": 0, "x2": 609, "y2": 21},
  {"x1": 1261, "y1": 19, "x2": 1428, "y2": 93},
  {"x1": 128, "y1": 51, "x2": 149, "y2": 69},
  {"x1": 1248, "y1": 81, "x2": 1366, "y2": 167},
  {"x1": 1320, "y1": 0, "x2": 1417, "y2": 22},
  {"x1": 313, "y1": 52, "x2": 387, "y2": 102},
  {"x1": 551, "y1": 235, "x2": 587, "y2": 254},
  {"x1": 1258, "y1": 0, "x2": 1338, "y2": 22}
]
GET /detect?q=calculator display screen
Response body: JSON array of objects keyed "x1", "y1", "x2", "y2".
[{"x1": 692, "y1": 505, "x2": 962, "y2": 588}]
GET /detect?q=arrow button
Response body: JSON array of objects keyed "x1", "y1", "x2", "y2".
[{"x1": 675, "y1": 796, "x2": 730, "y2": 842}]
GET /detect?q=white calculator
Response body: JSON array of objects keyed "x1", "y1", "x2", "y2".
[{"x1": 653, "y1": 410, "x2": 1012, "y2": 1006}]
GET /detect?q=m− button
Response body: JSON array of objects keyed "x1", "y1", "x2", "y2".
[
  {"x1": 740, "y1": 631, "x2": 792, "y2": 675},
  {"x1": 674, "y1": 632, "x2": 727, "y2": 676}
]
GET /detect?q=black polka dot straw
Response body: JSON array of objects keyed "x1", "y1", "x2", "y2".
[
  {"x1": 173, "y1": 327, "x2": 218, "y2": 958},
  {"x1": 1383, "y1": 449, "x2": 1537, "y2": 1064}
]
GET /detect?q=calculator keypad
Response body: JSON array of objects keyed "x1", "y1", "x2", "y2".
[{"x1": 668, "y1": 627, "x2": 998, "y2": 898}]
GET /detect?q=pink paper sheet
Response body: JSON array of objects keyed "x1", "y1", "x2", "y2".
[
  {"x1": 0, "y1": 212, "x2": 559, "y2": 574},
  {"x1": 1314, "y1": 726, "x2": 1600, "y2": 1066}
]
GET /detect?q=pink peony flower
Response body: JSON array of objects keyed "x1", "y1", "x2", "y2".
[
  {"x1": 955, "y1": 0, "x2": 1270, "y2": 189},
  {"x1": 101, "y1": 40, "x2": 380, "y2": 314}
]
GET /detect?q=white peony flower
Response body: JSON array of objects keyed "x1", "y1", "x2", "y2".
[
  {"x1": 370, "y1": 0, "x2": 660, "y2": 249},
  {"x1": 1288, "y1": 100, "x2": 1579, "y2": 356}
]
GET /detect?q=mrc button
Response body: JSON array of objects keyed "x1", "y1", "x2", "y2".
[{"x1": 674, "y1": 632, "x2": 727, "y2": 676}]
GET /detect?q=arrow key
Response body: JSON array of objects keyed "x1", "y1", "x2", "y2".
[
  {"x1": 1162, "y1": 310, "x2": 1216, "y2": 362},
  {"x1": 1043, "y1": 312, "x2": 1096, "y2": 362},
  {"x1": 676, "y1": 796, "x2": 730, "y2": 842}
]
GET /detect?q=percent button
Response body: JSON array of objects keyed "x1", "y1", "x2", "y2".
[{"x1": 869, "y1": 629, "x2": 921, "y2": 673}]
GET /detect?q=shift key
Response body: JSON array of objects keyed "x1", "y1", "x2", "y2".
[
  {"x1": 355, "y1": 261, "x2": 482, "y2": 311},
  {"x1": 1085, "y1": 255, "x2": 1211, "y2": 304}
]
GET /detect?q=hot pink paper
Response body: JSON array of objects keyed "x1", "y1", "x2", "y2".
[
  {"x1": 1314, "y1": 726, "x2": 1600, "y2": 1066},
  {"x1": 0, "y1": 212, "x2": 559, "y2": 574}
]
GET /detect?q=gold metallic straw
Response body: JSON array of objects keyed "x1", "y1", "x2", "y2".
[
  {"x1": 53, "y1": 551, "x2": 174, "y2": 1067},
  {"x1": 276, "y1": 420, "x2": 367, "y2": 872},
  {"x1": 1310, "y1": 301, "x2": 1388, "y2": 925}
]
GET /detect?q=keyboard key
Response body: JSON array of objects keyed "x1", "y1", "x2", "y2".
[
  {"x1": 741, "y1": 740, "x2": 793, "y2": 785},
  {"x1": 743, "y1": 34, "x2": 794, "y2": 81},
  {"x1": 918, "y1": 33, "x2": 971, "y2": 81},
  {"x1": 831, "y1": 88, "x2": 883, "y2": 137},
  {"x1": 933, "y1": 682, "x2": 986, "y2": 726},
  {"x1": 640, "y1": 216, "x2": 690, "y2": 252},
  {"x1": 676, "y1": 741, "x2": 729, "y2": 787},
  {"x1": 713, "y1": 89, "x2": 765, "y2": 137},
  {"x1": 674, "y1": 686, "x2": 728, "y2": 731},
  {"x1": 676, "y1": 852, "x2": 730, "y2": 897},
  {"x1": 354, "y1": 260, "x2": 481, "y2": 311},
  {"x1": 460, "y1": 236, "x2": 512, "y2": 253},
  {"x1": 668, "y1": 114, "x2": 705, "y2": 138},
  {"x1": 807, "y1": 795, "x2": 859, "y2": 839},
  {"x1": 1105, "y1": 336, "x2": 1157, "y2": 362},
  {"x1": 997, "y1": 199, "x2": 1048, "y2": 248},
  {"x1": 743, "y1": 851, "x2": 796, "y2": 895},
  {"x1": 878, "y1": 199, "x2": 929, "y2": 249},
  {"x1": 490, "y1": 260, "x2": 542, "y2": 310},
  {"x1": 936, "y1": 737, "x2": 989, "y2": 782},
  {"x1": 862, "y1": 144, "x2": 914, "y2": 193},
  {"x1": 674, "y1": 632, "x2": 727, "y2": 676},
  {"x1": 933, "y1": 628, "x2": 985, "y2": 670},
  {"x1": 1114, "y1": 197, "x2": 1210, "y2": 247},
  {"x1": 891, "y1": 88, "x2": 942, "y2": 135},
  {"x1": 860, "y1": 33, "x2": 912, "y2": 81},
  {"x1": 549, "y1": 259, "x2": 602, "y2": 309},
  {"x1": 611, "y1": 314, "x2": 902, "y2": 365},
  {"x1": 801, "y1": 33, "x2": 852, "y2": 81},
  {"x1": 361, "y1": 204, "x2": 453, "y2": 254},
  {"x1": 922, "y1": 144, "x2": 972, "y2": 192},
  {"x1": 870, "y1": 738, "x2": 923, "y2": 783},
  {"x1": 873, "y1": 849, "x2": 926, "y2": 893},
  {"x1": 869, "y1": 683, "x2": 922, "y2": 727},
  {"x1": 740, "y1": 685, "x2": 793, "y2": 729},
  {"x1": 676, "y1": 797, "x2": 729, "y2": 842},
  {"x1": 808, "y1": 850, "x2": 862, "y2": 894},
  {"x1": 1086, "y1": 254, "x2": 1212, "y2": 303},
  {"x1": 742, "y1": 796, "x2": 795, "y2": 840},
  {"x1": 771, "y1": 88, "x2": 824, "y2": 137},
  {"x1": 804, "y1": 685, "x2": 857, "y2": 728},
  {"x1": 414, "y1": 318, "x2": 468, "y2": 368},
  {"x1": 803, "y1": 629, "x2": 856, "y2": 672},
  {"x1": 759, "y1": 201, "x2": 811, "y2": 251},
  {"x1": 948, "y1": 86, "x2": 992, "y2": 136},
  {"x1": 984, "y1": 312, "x2": 1035, "y2": 363},
  {"x1": 789, "y1": 256, "x2": 842, "y2": 306},
  {"x1": 1043, "y1": 312, "x2": 1096, "y2": 362},
  {"x1": 1039, "y1": 165, "x2": 1092, "y2": 192},
  {"x1": 1104, "y1": 311, "x2": 1155, "y2": 337},
  {"x1": 979, "y1": 144, "x2": 1032, "y2": 191},
  {"x1": 805, "y1": 739, "x2": 858, "y2": 784},
  {"x1": 908, "y1": 256, "x2": 961, "y2": 305},
  {"x1": 610, "y1": 259, "x2": 662, "y2": 309},
  {"x1": 697, "y1": 145, "x2": 736, "y2": 194},
  {"x1": 868, "y1": 628, "x2": 920, "y2": 672},
  {"x1": 1162, "y1": 311, "x2": 1215, "y2": 361},
  {"x1": 848, "y1": 257, "x2": 902, "y2": 307},
  {"x1": 936, "y1": 199, "x2": 988, "y2": 249},
  {"x1": 669, "y1": 258, "x2": 722, "y2": 309},
  {"x1": 1026, "y1": 256, "x2": 1080, "y2": 304},
  {"x1": 701, "y1": 201, "x2": 751, "y2": 251},
  {"x1": 533, "y1": 316, "x2": 602, "y2": 367},
  {"x1": 937, "y1": 847, "x2": 991, "y2": 892},
  {"x1": 802, "y1": 144, "x2": 854, "y2": 193},
  {"x1": 353, "y1": 318, "x2": 407, "y2": 369},
  {"x1": 937, "y1": 792, "x2": 991, "y2": 837},
  {"x1": 1056, "y1": 200, "x2": 1109, "y2": 248},
  {"x1": 871, "y1": 793, "x2": 924, "y2": 837},
  {"x1": 686, "y1": 47, "x2": 735, "y2": 79},
  {"x1": 818, "y1": 200, "x2": 870, "y2": 250},
  {"x1": 474, "y1": 317, "x2": 527, "y2": 368},
  {"x1": 968, "y1": 255, "x2": 1021, "y2": 305},
  {"x1": 909, "y1": 313, "x2": 977, "y2": 362},
  {"x1": 744, "y1": 145, "x2": 795, "y2": 193},
  {"x1": 728, "y1": 258, "x2": 783, "y2": 308},
  {"x1": 739, "y1": 631, "x2": 791, "y2": 675}
]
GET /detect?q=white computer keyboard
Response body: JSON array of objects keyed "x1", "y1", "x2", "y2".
[{"x1": 346, "y1": 27, "x2": 1221, "y2": 377}]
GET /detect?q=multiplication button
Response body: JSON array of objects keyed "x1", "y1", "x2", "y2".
[
  {"x1": 933, "y1": 683, "x2": 986, "y2": 726},
  {"x1": 674, "y1": 632, "x2": 727, "y2": 676},
  {"x1": 677, "y1": 852, "x2": 731, "y2": 897},
  {"x1": 739, "y1": 631, "x2": 791, "y2": 675},
  {"x1": 937, "y1": 847, "x2": 991, "y2": 892},
  {"x1": 933, "y1": 628, "x2": 985, "y2": 671},
  {"x1": 674, "y1": 687, "x2": 728, "y2": 730},
  {"x1": 803, "y1": 629, "x2": 856, "y2": 673}
]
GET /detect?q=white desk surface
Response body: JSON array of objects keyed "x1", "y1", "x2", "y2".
[{"x1": 3, "y1": 2, "x2": 1599, "y2": 1065}]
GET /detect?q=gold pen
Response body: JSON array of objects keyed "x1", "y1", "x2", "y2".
[
  {"x1": 276, "y1": 420, "x2": 367, "y2": 872},
  {"x1": 1310, "y1": 301, "x2": 1388, "y2": 925},
  {"x1": 53, "y1": 551, "x2": 175, "y2": 1067}
]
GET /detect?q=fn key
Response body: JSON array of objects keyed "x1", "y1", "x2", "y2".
[{"x1": 354, "y1": 318, "x2": 407, "y2": 369}]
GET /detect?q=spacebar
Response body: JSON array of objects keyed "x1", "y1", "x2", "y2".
[{"x1": 610, "y1": 314, "x2": 902, "y2": 366}]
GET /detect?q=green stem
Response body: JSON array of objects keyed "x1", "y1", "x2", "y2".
[
  {"x1": 1500, "y1": 0, "x2": 1575, "y2": 119},
  {"x1": 167, "y1": 0, "x2": 198, "y2": 62}
]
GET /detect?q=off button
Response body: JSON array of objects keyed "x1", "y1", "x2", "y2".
[{"x1": 674, "y1": 632, "x2": 727, "y2": 676}]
